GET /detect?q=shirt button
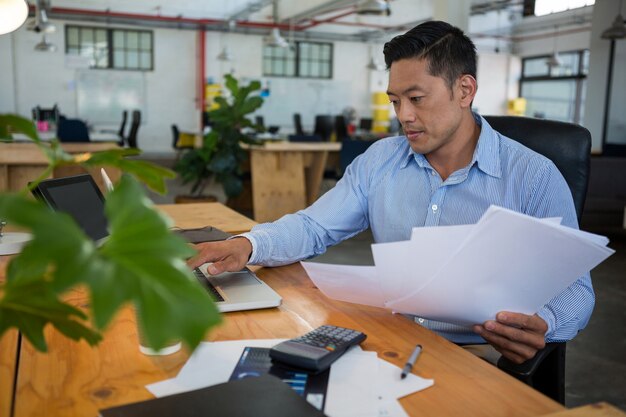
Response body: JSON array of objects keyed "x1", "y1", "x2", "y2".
[
  {"x1": 431, "y1": 171, "x2": 436, "y2": 176},
  {"x1": 418, "y1": 318, "x2": 425, "y2": 323},
  {"x1": 431, "y1": 204, "x2": 438, "y2": 211}
]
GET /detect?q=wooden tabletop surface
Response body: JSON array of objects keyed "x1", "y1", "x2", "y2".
[{"x1": 1, "y1": 203, "x2": 566, "y2": 417}]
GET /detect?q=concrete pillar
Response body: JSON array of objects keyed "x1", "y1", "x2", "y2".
[{"x1": 584, "y1": 0, "x2": 622, "y2": 153}]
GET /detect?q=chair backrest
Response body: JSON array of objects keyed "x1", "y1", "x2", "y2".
[
  {"x1": 335, "y1": 115, "x2": 349, "y2": 142},
  {"x1": 339, "y1": 140, "x2": 375, "y2": 177},
  {"x1": 288, "y1": 134, "x2": 322, "y2": 143},
  {"x1": 293, "y1": 113, "x2": 305, "y2": 135},
  {"x1": 57, "y1": 118, "x2": 90, "y2": 142},
  {"x1": 127, "y1": 110, "x2": 141, "y2": 148},
  {"x1": 484, "y1": 115, "x2": 591, "y2": 222},
  {"x1": 118, "y1": 110, "x2": 128, "y2": 138},
  {"x1": 359, "y1": 118, "x2": 373, "y2": 131},
  {"x1": 313, "y1": 115, "x2": 334, "y2": 141},
  {"x1": 171, "y1": 124, "x2": 180, "y2": 149},
  {"x1": 487, "y1": 116, "x2": 591, "y2": 405}
]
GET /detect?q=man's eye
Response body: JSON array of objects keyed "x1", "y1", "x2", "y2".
[{"x1": 410, "y1": 96, "x2": 423, "y2": 103}]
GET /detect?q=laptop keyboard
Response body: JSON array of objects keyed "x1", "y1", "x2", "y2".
[{"x1": 193, "y1": 267, "x2": 225, "y2": 302}]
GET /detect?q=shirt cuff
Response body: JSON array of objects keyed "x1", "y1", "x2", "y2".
[
  {"x1": 233, "y1": 232, "x2": 259, "y2": 264},
  {"x1": 536, "y1": 305, "x2": 556, "y2": 340}
]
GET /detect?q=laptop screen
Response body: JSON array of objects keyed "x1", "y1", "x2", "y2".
[{"x1": 33, "y1": 174, "x2": 109, "y2": 241}]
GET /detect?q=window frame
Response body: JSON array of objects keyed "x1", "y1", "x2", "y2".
[
  {"x1": 519, "y1": 49, "x2": 589, "y2": 124},
  {"x1": 65, "y1": 25, "x2": 154, "y2": 71},
  {"x1": 262, "y1": 41, "x2": 333, "y2": 79}
]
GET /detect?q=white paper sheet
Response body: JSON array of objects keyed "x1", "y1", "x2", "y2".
[
  {"x1": 301, "y1": 262, "x2": 385, "y2": 308},
  {"x1": 387, "y1": 206, "x2": 614, "y2": 324},
  {"x1": 147, "y1": 339, "x2": 285, "y2": 397}
]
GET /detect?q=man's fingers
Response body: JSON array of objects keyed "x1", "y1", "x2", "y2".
[
  {"x1": 477, "y1": 327, "x2": 538, "y2": 361},
  {"x1": 483, "y1": 320, "x2": 546, "y2": 350},
  {"x1": 494, "y1": 346, "x2": 527, "y2": 365},
  {"x1": 496, "y1": 312, "x2": 548, "y2": 333}
]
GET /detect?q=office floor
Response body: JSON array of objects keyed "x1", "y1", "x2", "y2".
[{"x1": 142, "y1": 160, "x2": 625, "y2": 411}]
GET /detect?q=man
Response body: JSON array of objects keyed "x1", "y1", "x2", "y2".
[{"x1": 189, "y1": 21, "x2": 594, "y2": 365}]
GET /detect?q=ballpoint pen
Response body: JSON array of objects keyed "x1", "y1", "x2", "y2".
[{"x1": 401, "y1": 344, "x2": 422, "y2": 379}]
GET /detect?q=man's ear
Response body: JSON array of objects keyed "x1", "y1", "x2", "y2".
[{"x1": 457, "y1": 74, "x2": 477, "y2": 108}]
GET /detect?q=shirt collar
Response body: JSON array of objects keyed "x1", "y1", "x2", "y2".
[{"x1": 400, "y1": 113, "x2": 502, "y2": 178}]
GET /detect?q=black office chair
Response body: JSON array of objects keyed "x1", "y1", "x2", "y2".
[
  {"x1": 126, "y1": 110, "x2": 141, "y2": 149},
  {"x1": 313, "y1": 115, "x2": 335, "y2": 142},
  {"x1": 359, "y1": 118, "x2": 373, "y2": 132},
  {"x1": 335, "y1": 115, "x2": 351, "y2": 142},
  {"x1": 484, "y1": 115, "x2": 591, "y2": 404},
  {"x1": 57, "y1": 118, "x2": 90, "y2": 142},
  {"x1": 255, "y1": 115, "x2": 265, "y2": 133},
  {"x1": 338, "y1": 139, "x2": 375, "y2": 178},
  {"x1": 101, "y1": 110, "x2": 127, "y2": 146},
  {"x1": 294, "y1": 113, "x2": 306, "y2": 135}
]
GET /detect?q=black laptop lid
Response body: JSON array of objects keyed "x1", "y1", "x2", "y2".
[{"x1": 32, "y1": 174, "x2": 109, "y2": 241}]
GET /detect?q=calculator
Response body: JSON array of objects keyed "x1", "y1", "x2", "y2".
[{"x1": 269, "y1": 325, "x2": 367, "y2": 372}]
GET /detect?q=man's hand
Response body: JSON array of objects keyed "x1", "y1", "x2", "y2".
[
  {"x1": 473, "y1": 312, "x2": 548, "y2": 364},
  {"x1": 187, "y1": 237, "x2": 253, "y2": 275}
]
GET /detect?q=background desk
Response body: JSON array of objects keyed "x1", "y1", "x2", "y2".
[
  {"x1": 0, "y1": 203, "x2": 564, "y2": 417},
  {"x1": 246, "y1": 141, "x2": 341, "y2": 223},
  {"x1": 0, "y1": 142, "x2": 121, "y2": 193}
]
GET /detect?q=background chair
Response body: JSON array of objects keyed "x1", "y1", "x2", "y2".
[
  {"x1": 293, "y1": 113, "x2": 306, "y2": 135},
  {"x1": 313, "y1": 115, "x2": 334, "y2": 141},
  {"x1": 100, "y1": 110, "x2": 127, "y2": 146},
  {"x1": 338, "y1": 139, "x2": 375, "y2": 178},
  {"x1": 484, "y1": 115, "x2": 591, "y2": 404},
  {"x1": 126, "y1": 110, "x2": 141, "y2": 148},
  {"x1": 334, "y1": 115, "x2": 351, "y2": 142},
  {"x1": 57, "y1": 118, "x2": 90, "y2": 142}
]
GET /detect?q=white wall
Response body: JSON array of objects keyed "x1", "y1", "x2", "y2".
[
  {"x1": 1, "y1": 21, "x2": 199, "y2": 153},
  {"x1": 0, "y1": 35, "x2": 16, "y2": 113},
  {"x1": 474, "y1": 52, "x2": 519, "y2": 115}
]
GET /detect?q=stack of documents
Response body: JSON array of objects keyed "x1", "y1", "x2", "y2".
[
  {"x1": 302, "y1": 205, "x2": 614, "y2": 325},
  {"x1": 147, "y1": 339, "x2": 433, "y2": 417}
]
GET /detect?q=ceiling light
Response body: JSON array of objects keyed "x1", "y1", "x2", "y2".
[
  {"x1": 264, "y1": 27, "x2": 289, "y2": 48},
  {"x1": 34, "y1": 35, "x2": 57, "y2": 52},
  {"x1": 601, "y1": 0, "x2": 626, "y2": 41},
  {"x1": 0, "y1": 0, "x2": 28, "y2": 35},
  {"x1": 545, "y1": 52, "x2": 561, "y2": 68},
  {"x1": 357, "y1": 0, "x2": 391, "y2": 16},
  {"x1": 366, "y1": 57, "x2": 384, "y2": 71},
  {"x1": 217, "y1": 46, "x2": 233, "y2": 61}
]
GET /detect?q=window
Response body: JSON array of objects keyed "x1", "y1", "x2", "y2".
[
  {"x1": 263, "y1": 41, "x2": 332, "y2": 79},
  {"x1": 65, "y1": 25, "x2": 153, "y2": 71},
  {"x1": 519, "y1": 50, "x2": 589, "y2": 124},
  {"x1": 524, "y1": 0, "x2": 595, "y2": 17}
]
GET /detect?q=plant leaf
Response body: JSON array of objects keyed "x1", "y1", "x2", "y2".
[
  {"x1": 0, "y1": 114, "x2": 40, "y2": 142},
  {"x1": 93, "y1": 175, "x2": 221, "y2": 349}
]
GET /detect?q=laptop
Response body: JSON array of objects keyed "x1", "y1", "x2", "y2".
[{"x1": 32, "y1": 173, "x2": 282, "y2": 313}]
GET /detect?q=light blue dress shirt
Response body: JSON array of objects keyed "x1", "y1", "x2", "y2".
[{"x1": 243, "y1": 114, "x2": 595, "y2": 344}]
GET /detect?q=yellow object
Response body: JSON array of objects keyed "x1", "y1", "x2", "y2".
[
  {"x1": 372, "y1": 92, "x2": 390, "y2": 132},
  {"x1": 176, "y1": 132, "x2": 197, "y2": 148},
  {"x1": 205, "y1": 83, "x2": 221, "y2": 112},
  {"x1": 507, "y1": 98, "x2": 527, "y2": 116}
]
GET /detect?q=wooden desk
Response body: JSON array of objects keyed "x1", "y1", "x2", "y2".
[
  {"x1": 0, "y1": 142, "x2": 121, "y2": 193},
  {"x1": 1, "y1": 203, "x2": 565, "y2": 417},
  {"x1": 246, "y1": 142, "x2": 341, "y2": 223}
]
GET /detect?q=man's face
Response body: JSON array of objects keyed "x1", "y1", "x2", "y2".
[{"x1": 386, "y1": 58, "x2": 466, "y2": 156}]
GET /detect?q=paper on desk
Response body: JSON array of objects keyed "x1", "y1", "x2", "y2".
[
  {"x1": 387, "y1": 206, "x2": 614, "y2": 325},
  {"x1": 146, "y1": 339, "x2": 285, "y2": 397},
  {"x1": 301, "y1": 262, "x2": 385, "y2": 308},
  {"x1": 325, "y1": 349, "x2": 432, "y2": 417}
]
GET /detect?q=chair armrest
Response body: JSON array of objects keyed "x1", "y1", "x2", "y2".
[{"x1": 497, "y1": 342, "x2": 564, "y2": 378}]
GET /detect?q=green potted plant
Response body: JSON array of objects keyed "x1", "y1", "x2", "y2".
[
  {"x1": 175, "y1": 74, "x2": 264, "y2": 202},
  {"x1": 0, "y1": 114, "x2": 221, "y2": 352}
]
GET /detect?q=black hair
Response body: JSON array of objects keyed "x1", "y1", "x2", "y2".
[{"x1": 383, "y1": 20, "x2": 477, "y2": 90}]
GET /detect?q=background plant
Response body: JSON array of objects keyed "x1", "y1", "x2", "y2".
[
  {"x1": 0, "y1": 114, "x2": 221, "y2": 352},
  {"x1": 175, "y1": 74, "x2": 264, "y2": 198}
]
